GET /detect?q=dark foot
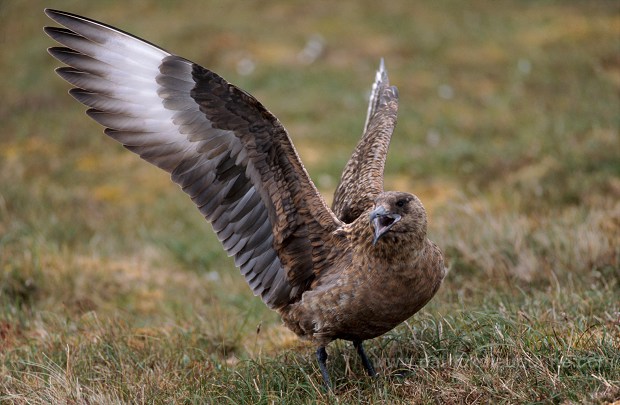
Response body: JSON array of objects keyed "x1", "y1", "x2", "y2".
[
  {"x1": 316, "y1": 346, "x2": 332, "y2": 390},
  {"x1": 353, "y1": 340, "x2": 377, "y2": 377}
]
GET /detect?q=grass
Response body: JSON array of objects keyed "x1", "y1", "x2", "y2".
[{"x1": 1, "y1": 0, "x2": 619, "y2": 403}]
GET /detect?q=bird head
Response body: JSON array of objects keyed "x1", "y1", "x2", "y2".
[{"x1": 369, "y1": 191, "x2": 427, "y2": 246}]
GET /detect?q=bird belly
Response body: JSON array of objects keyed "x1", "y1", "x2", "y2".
[{"x1": 281, "y1": 270, "x2": 438, "y2": 344}]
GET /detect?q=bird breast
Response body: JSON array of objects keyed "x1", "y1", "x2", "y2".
[{"x1": 281, "y1": 238, "x2": 445, "y2": 344}]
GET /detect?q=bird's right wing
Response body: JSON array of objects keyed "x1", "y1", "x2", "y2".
[
  {"x1": 331, "y1": 60, "x2": 399, "y2": 223},
  {"x1": 44, "y1": 9, "x2": 343, "y2": 309}
]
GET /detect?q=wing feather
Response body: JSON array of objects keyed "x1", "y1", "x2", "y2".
[
  {"x1": 331, "y1": 60, "x2": 399, "y2": 223},
  {"x1": 45, "y1": 8, "x2": 342, "y2": 308}
]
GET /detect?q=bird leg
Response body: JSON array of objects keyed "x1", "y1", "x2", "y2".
[
  {"x1": 353, "y1": 340, "x2": 377, "y2": 377},
  {"x1": 316, "y1": 346, "x2": 332, "y2": 390}
]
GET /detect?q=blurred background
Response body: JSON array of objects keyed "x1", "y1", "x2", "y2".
[{"x1": 0, "y1": 0, "x2": 618, "y2": 402}]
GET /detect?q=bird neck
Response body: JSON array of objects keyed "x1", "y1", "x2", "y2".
[{"x1": 346, "y1": 217, "x2": 426, "y2": 263}]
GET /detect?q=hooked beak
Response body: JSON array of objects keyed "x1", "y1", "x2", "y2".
[{"x1": 369, "y1": 206, "x2": 401, "y2": 245}]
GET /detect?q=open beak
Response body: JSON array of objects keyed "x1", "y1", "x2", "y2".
[{"x1": 369, "y1": 206, "x2": 401, "y2": 245}]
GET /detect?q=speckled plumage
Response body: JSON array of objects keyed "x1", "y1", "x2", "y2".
[
  {"x1": 283, "y1": 192, "x2": 445, "y2": 348},
  {"x1": 45, "y1": 9, "x2": 445, "y2": 388}
]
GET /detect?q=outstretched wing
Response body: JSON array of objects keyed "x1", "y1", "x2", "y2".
[
  {"x1": 44, "y1": 9, "x2": 342, "y2": 309},
  {"x1": 331, "y1": 60, "x2": 398, "y2": 223}
]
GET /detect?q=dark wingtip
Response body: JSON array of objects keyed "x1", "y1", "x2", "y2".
[
  {"x1": 44, "y1": 8, "x2": 67, "y2": 23},
  {"x1": 43, "y1": 26, "x2": 76, "y2": 43}
]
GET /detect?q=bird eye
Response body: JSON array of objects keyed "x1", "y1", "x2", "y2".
[{"x1": 396, "y1": 199, "x2": 405, "y2": 207}]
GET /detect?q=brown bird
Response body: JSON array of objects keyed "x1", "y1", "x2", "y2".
[{"x1": 44, "y1": 9, "x2": 446, "y2": 388}]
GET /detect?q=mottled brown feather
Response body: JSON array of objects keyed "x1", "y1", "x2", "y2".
[
  {"x1": 332, "y1": 61, "x2": 399, "y2": 223},
  {"x1": 282, "y1": 192, "x2": 445, "y2": 346}
]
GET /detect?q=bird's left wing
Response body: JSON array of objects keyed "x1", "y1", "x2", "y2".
[
  {"x1": 44, "y1": 9, "x2": 342, "y2": 309},
  {"x1": 331, "y1": 60, "x2": 398, "y2": 223}
]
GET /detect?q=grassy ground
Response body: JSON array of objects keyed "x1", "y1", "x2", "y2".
[{"x1": 1, "y1": 0, "x2": 619, "y2": 403}]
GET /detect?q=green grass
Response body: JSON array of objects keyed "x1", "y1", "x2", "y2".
[{"x1": 1, "y1": 0, "x2": 619, "y2": 403}]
